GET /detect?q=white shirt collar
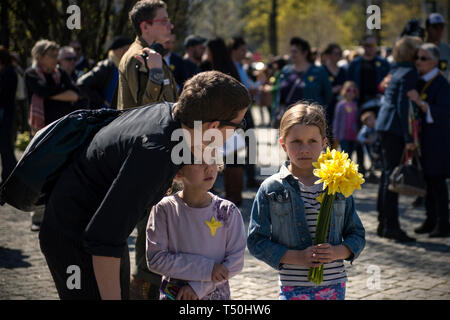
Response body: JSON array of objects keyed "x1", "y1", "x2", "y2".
[{"x1": 422, "y1": 67, "x2": 439, "y2": 81}]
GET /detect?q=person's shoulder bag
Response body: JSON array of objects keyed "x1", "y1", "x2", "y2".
[
  {"x1": 388, "y1": 149, "x2": 426, "y2": 197},
  {"x1": 0, "y1": 108, "x2": 123, "y2": 211}
]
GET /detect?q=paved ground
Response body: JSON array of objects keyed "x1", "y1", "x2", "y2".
[{"x1": 1, "y1": 106, "x2": 449, "y2": 300}]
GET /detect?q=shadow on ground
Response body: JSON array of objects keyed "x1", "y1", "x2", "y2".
[{"x1": 0, "y1": 247, "x2": 31, "y2": 269}]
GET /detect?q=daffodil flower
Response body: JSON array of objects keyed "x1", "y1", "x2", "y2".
[{"x1": 308, "y1": 148, "x2": 364, "y2": 285}]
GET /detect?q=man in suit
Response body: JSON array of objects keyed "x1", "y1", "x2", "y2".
[{"x1": 163, "y1": 33, "x2": 187, "y2": 92}]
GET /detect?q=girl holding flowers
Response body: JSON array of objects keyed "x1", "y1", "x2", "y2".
[{"x1": 247, "y1": 102, "x2": 365, "y2": 300}]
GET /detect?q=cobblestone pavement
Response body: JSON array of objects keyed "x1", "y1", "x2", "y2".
[{"x1": 1, "y1": 107, "x2": 449, "y2": 300}]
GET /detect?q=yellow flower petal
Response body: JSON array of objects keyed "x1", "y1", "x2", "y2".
[{"x1": 313, "y1": 148, "x2": 364, "y2": 197}]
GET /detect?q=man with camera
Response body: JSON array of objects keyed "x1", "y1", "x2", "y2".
[{"x1": 117, "y1": 0, "x2": 178, "y2": 110}]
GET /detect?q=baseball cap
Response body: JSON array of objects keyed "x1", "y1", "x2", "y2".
[
  {"x1": 107, "y1": 36, "x2": 133, "y2": 51},
  {"x1": 184, "y1": 35, "x2": 206, "y2": 48},
  {"x1": 427, "y1": 13, "x2": 446, "y2": 26}
]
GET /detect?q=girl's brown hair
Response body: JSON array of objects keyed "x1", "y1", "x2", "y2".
[{"x1": 279, "y1": 101, "x2": 327, "y2": 141}]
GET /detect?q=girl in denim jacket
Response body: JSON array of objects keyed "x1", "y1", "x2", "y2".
[{"x1": 247, "y1": 102, "x2": 365, "y2": 300}]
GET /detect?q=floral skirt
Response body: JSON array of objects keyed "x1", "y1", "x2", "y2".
[{"x1": 279, "y1": 282, "x2": 346, "y2": 300}]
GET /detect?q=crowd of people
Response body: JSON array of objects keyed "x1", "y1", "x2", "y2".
[{"x1": 0, "y1": 0, "x2": 449, "y2": 301}]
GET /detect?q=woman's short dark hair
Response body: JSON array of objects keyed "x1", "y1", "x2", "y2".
[
  {"x1": 129, "y1": 0, "x2": 167, "y2": 36},
  {"x1": 323, "y1": 43, "x2": 342, "y2": 55},
  {"x1": 174, "y1": 71, "x2": 251, "y2": 128},
  {"x1": 290, "y1": 37, "x2": 313, "y2": 63}
]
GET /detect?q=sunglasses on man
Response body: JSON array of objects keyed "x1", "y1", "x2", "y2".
[
  {"x1": 64, "y1": 56, "x2": 77, "y2": 62},
  {"x1": 217, "y1": 118, "x2": 247, "y2": 130},
  {"x1": 415, "y1": 55, "x2": 431, "y2": 62}
]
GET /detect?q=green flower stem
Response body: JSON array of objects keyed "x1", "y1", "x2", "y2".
[{"x1": 308, "y1": 189, "x2": 335, "y2": 285}]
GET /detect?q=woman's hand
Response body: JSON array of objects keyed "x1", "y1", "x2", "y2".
[
  {"x1": 50, "y1": 90, "x2": 79, "y2": 102},
  {"x1": 380, "y1": 74, "x2": 392, "y2": 90},
  {"x1": 332, "y1": 85, "x2": 342, "y2": 94},
  {"x1": 176, "y1": 285, "x2": 199, "y2": 300},
  {"x1": 134, "y1": 47, "x2": 162, "y2": 70}
]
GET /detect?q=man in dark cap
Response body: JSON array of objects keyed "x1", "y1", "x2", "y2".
[
  {"x1": 77, "y1": 36, "x2": 133, "y2": 109},
  {"x1": 183, "y1": 35, "x2": 206, "y2": 81}
]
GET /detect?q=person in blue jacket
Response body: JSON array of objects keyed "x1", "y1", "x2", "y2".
[
  {"x1": 272, "y1": 37, "x2": 332, "y2": 128},
  {"x1": 348, "y1": 35, "x2": 390, "y2": 176},
  {"x1": 375, "y1": 36, "x2": 422, "y2": 243}
]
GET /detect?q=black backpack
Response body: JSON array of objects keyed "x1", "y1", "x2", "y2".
[{"x1": 0, "y1": 108, "x2": 123, "y2": 212}]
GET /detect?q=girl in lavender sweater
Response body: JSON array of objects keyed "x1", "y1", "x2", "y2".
[
  {"x1": 146, "y1": 161, "x2": 246, "y2": 300},
  {"x1": 332, "y1": 81, "x2": 359, "y2": 157}
]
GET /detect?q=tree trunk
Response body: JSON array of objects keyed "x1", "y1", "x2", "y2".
[
  {"x1": 0, "y1": 0, "x2": 10, "y2": 49},
  {"x1": 98, "y1": 0, "x2": 113, "y2": 59},
  {"x1": 269, "y1": 0, "x2": 277, "y2": 56},
  {"x1": 113, "y1": 0, "x2": 134, "y2": 36}
]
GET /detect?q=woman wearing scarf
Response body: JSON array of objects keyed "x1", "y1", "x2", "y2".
[
  {"x1": 24, "y1": 39, "x2": 80, "y2": 231},
  {"x1": 25, "y1": 39, "x2": 80, "y2": 134},
  {"x1": 407, "y1": 43, "x2": 450, "y2": 237}
]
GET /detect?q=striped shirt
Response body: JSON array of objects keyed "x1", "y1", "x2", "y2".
[{"x1": 279, "y1": 180, "x2": 347, "y2": 287}]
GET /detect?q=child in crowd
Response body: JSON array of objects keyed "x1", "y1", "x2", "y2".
[
  {"x1": 247, "y1": 102, "x2": 365, "y2": 300},
  {"x1": 358, "y1": 110, "x2": 381, "y2": 180},
  {"x1": 333, "y1": 81, "x2": 359, "y2": 157},
  {"x1": 357, "y1": 110, "x2": 377, "y2": 147},
  {"x1": 146, "y1": 159, "x2": 246, "y2": 300}
]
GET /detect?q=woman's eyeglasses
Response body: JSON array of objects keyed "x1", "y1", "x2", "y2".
[
  {"x1": 346, "y1": 87, "x2": 357, "y2": 93},
  {"x1": 416, "y1": 56, "x2": 431, "y2": 62}
]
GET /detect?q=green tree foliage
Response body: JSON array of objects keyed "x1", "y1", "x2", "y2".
[
  {"x1": 243, "y1": 0, "x2": 368, "y2": 59},
  {"x1": 380, "y1": 1, "x2": 422, "y2": 47},
  {"x1": 188, "y1": 0, "x2": 246, "y2": 40}
]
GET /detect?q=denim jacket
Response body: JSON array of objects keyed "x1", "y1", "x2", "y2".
[{"x1": 247, "y1": 162, "x2": 365, "y2": 271}]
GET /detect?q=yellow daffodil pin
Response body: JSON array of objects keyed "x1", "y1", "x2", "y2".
[{"x1": 205, "y1": 216, "x2": 223, "y2": 237}]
